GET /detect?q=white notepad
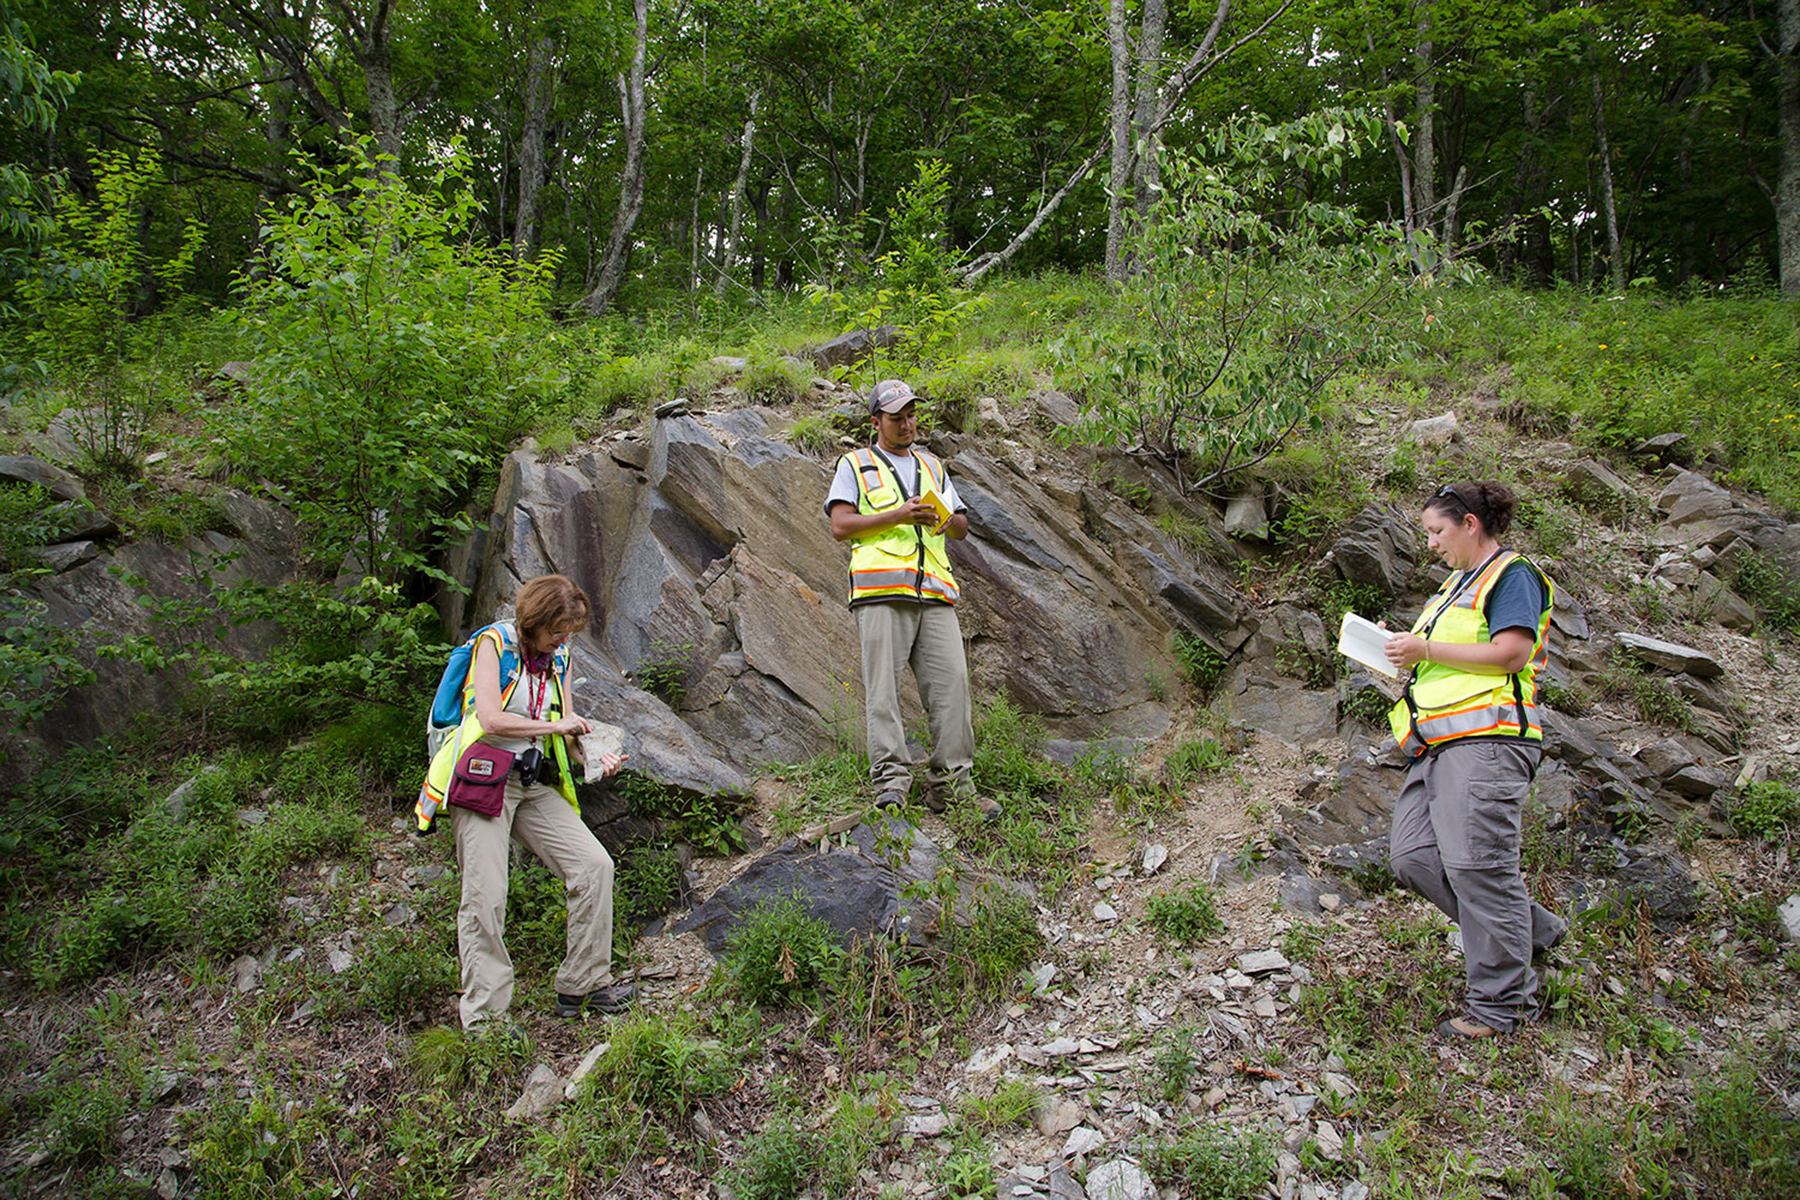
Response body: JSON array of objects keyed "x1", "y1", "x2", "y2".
[{"x1": 1338, "y1": 612, "x2": 1400, "y2": 678}]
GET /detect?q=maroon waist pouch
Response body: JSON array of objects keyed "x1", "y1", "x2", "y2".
[{"x1": 446, "y1": 742, "x2": 514, "y2": 817}]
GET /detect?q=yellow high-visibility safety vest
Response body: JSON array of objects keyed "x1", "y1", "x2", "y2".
[
  {"x1": 840, "y1": 445, "x2": 961, "y2": 606},
  {"x1": 1388, "y1": 549, "x2": 1554, "y2": 759}
]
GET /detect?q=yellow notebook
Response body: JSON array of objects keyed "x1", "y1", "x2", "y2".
[{"x1": 917, "y1": 482, "x2": 953, "y2": 531}]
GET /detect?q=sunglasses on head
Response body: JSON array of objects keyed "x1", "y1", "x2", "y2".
[{"x1": 1434, "y1": 484, "x2": 1470, "y2": 512}]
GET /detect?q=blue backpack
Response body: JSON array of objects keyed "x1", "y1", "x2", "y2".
[{"x1": 425, "y1": 622, "x2": 566, "y2": 759}]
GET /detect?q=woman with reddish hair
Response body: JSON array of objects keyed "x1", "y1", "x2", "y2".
[{"x1": 446, "y1": 574, "x2": 633, "y2": 1028}]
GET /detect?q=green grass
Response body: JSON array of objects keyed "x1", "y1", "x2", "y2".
[
  {"x1": 1142, "y1": 884, "x2": 1225, "y2": 945},
  {"x1": 1425, "y1": 285, "x2": 1800, "y2": 514}
]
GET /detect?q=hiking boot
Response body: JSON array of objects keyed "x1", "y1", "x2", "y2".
[
  {"x1": 875, "y1": 790, "x2": 908, "y2": 810},
  {"x1": 555, "y1": 984, "x2": 636, "y2": 1017},
  {"x1": 1436, "y1": 1014, "x2": 1503, "y2": 1040},
  {"x1": 940, "y1": 792, "x2": 1002, "y2": 823}
]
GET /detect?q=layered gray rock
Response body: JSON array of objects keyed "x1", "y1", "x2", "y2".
[
  {"x1": 671, "y1": 819, "x2": 945, "y2": 952},
  {"x1": 0, "y1": 453, "x2": 84, "y2": 502},
  {"x1": 1327, "y1": 504, "x2": 1420, "y2": 595}
]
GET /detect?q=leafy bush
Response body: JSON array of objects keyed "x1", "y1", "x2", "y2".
[
  {"x1": 786, "y1": 413, "x2": 836, "y2": 455},
  {"x1": 1164, "y1": 738, "x2": 1231, "y2": 787},
  {"x1": 1174, "y1": 632, "x2": 1228, "y2": 700},
  {"x1": 1723, "y1": 780, "x2": 1798, "y2": 842},
  {"x1": 585, "y1": 1011, "x2": 733, "y2": 1113},
  {"x1": 30, "y1": 742, "x2": 366, "y2": 986},
  {"x1": 723, "y1": 1117, "x2": 815, "y2": 1200},
  {"x1": 19, "y1": 147, "x2": 202, "y2": 476},
  {"x1": 616, "y1": 839, "x2": 684, "y2": 926},
  {"x1": 633, "y1": 639, "x2": 699, "y2": 707},
  {"x1": 723, "y1": 892, "x2": 844, "y2": 1006},
  {"x1": 1732, "y1": 553, "x2": 1800, "y2": 634},
  {"x1": 958, "y1": 1080, "x2": 1039, "y2": 1134},
  {"x1": 1143, "y1": 884, "x2": 1225, "y2": 945},
  {"x1": 1054, "y1": 110, "x2": 1416, "y2": 494},
  {"x1": 44, "y1": 1079, "x2": 125, "y2": 1162},
  {"x1": 973, "y1": 695, "x2": 1061, "y2": 797},
  {"x1": 620, "y1": 776, "x2": 747, "y2": 857},
  {"x1": 1148, "y1": 1022, "x2": 1201, "y2": 1104},
  {"x1": 741, "y1": 358, "x2": 810, "y2": 405},
  {"x1": 942, "y1": 883, "x2": 1043, "y2": 997},
  {"x1": 415, "y1": 1023, "x2": 532, "y2": 1093},
  {"x1": 1144, "y1": 1122, "x2": 1277, "y2": 1198},
  {"x1": 360, "y1": 928, "x2": 458, "y2": 1021},
  {"x1": 223, "y1": 138, "x2": 557, "y2": 584}
]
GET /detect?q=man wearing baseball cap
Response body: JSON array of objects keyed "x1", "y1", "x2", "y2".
[{"x1": 823, "y1": 380, "x2": 1000, "y2": 820}]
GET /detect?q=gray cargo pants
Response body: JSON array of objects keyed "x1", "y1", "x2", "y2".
[
  {"x1": 856, "y1": 600, "x2": 975, "y2": 800},
  {"x1": 1389, "y1": 739, "x2": 1565, "y2": 1032},
  {"x1": 452, "y1": 776, "x2": 616, "y2": 1029}
]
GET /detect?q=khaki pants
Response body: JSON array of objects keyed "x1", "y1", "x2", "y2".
[
  {"x1": 1389, "y1": 740, "x2": 1563, "y2": 1031},
  {"x1": 857, "y1": 600, "x2": 975, "y2": 799},
  {"x1": 452, "y1": 775, "x2": 615, "y2": 1029}
]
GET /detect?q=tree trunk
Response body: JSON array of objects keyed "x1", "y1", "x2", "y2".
[
  {"x1": 1131, "y1": 0, "x2": 1169, "y2": 220},
  {"x1": 1412, "y1": 0, "x2": 1436, "y2": 237},
  {"x1": 514, "y1": 34, "x2": 554, "y2": 263},
  {"x1": 716, "y1": 89, "x2": 759, "y2": 297},
  {"x1": 583, "y1": 0, "x2": 650, "y2": 316},
  {"x1": 1103, "y1": 0, "x2": 1133, "y2": 283},
  {"x1": 1778, "y1": 0, "x2": 1800, "y2": 294},
  {"x1": 688, "y1": 164, "x2": 706, "y2": 291},
  {"x1": 1498, "y1": 85, "x2": 1539, "y2": 283},
  {"x1": 1590, "y1": 70, "x2": 1624, "y2": 292}
]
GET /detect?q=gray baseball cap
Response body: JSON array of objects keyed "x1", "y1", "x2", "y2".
[{"x1": 868, "y1": 379, "x2": 918, "y2": 415}]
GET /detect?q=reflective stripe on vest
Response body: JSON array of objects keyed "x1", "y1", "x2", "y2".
[
  {"x1": 1387, "y1": 550, "x2": 1554, "y2": 758},
  {"x1": 841, "y1": 446, "x2": 960, "y2": 606}
]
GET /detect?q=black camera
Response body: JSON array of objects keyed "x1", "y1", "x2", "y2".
[{"x1": 515, "y1": 746, "x2": 560, "y2": 788}]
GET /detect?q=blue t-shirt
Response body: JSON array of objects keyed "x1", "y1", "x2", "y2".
[{"x1": 1484, "y1": 559, "x2": 1547, "y2": 638}]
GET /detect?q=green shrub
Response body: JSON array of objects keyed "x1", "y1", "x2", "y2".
[
  {"x1": 1724, "y1": 780, "x2": 1798, "y2": 841},
  {"x1": 1732, "y1": 553, "x2": 1800, "y2": 633},
  {"x1": 616, "y1": 839, "x2": 684, "y2": 926},
  {"x1": 1339, "y1": 684, "x2": 1392, "y2": 728},
  {"x1": 189, "y1": 1094, "x2": 312, "y2": 1200},
  {"x1": 415, "y1": 1023, "x2": 531, "y2": 1093},
  {"x1": 942, "y1": 884, "x2": 1043, "y2": 997},
  {"x1": 0, "y1": 481, "x2": 59, "y2": 575},
  {"x1": 741, "y1": 359, "x2": 810, "y2": 405},
  {"x1": 1148, "y1": 1022, "x2": 1201, "y2": 1104},
  {"x1": 222, "y1": 138, "x2": 556, "y2": 585},
  {"x1": 1174, "y1": 632, "x2": 1228, "y2": 700},
  {"x1": 620, "y1": 776, "x2": 747, "y2": 857},
  {"x1": 723, "y1": 1118, "x2": 815, "y2": 1200},
  {"x1": 1318, "y1": 579, "x2": 1389, "y2": 627},
  {"x1": 633, "y1": 638, "x2": 698, "y2": 707},
  {"x1": 1143, "y1": 884, "x2": 1225, "y2": 945},
  {"x1": 360, "y1": 929, "x2": 458, "y2": 1020},
  {"x1": 586, "y1": 1011, "x2": 732, "y2": 1113},
  {"x1": 1144, "y1": 1122, "x2": 1276, "y2": 1198},
  {"x1": 1688, "y1": 1051, "x2": 1800, "y2": 1193},
  {"x1": 787, "y1": 413, "x2": 836, "y2": 455},
  {"x1": 958, "y1": 1080, "x2": 1039, "y2": 1134},
  {"x1": 44, "y1": 1080, "x2": 125, "y2": 1162},
  {"x1": 723, "y1": 892, "x2": 844, "y2": 1006},
  {"x1": 1628, "y1": 673, "x2": 1696, "y2": 732},
  {"x1": 973, "y1": 695, "x2": 1062, "y2": 797}
]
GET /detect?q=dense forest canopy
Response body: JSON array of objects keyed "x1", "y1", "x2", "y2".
[{"x1": 0, "y1": 0, "x2": 1792, "y2": 313}]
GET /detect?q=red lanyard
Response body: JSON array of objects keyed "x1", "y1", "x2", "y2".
[{"x1": 525, "y1": 666, "x2": 552, "y2": 721}]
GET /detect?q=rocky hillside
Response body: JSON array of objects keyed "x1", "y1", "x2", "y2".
[{"x1": 2, "y1": 369, "x2": 1798, "y2": 1199}]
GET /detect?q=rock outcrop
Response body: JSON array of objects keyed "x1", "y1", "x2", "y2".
[{"x1": 441, "y1": 405, "x2": 1265, "y2": 796}]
